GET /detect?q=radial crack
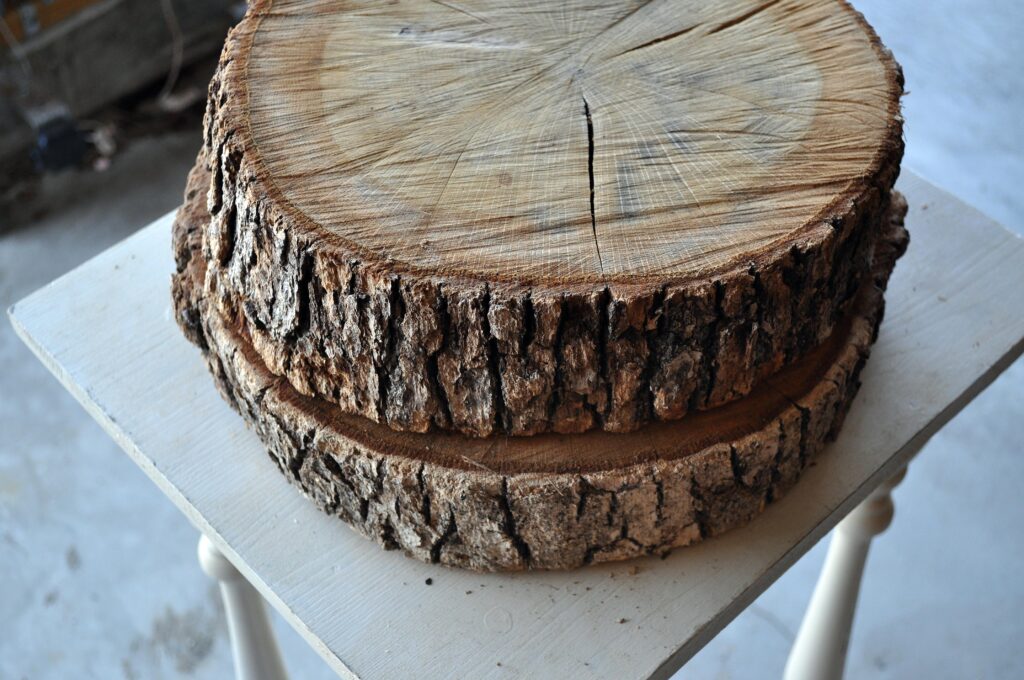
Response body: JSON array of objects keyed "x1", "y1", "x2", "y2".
[
  {"x1": 582, "y1": 97, "x2": 603, "y2": 273},
  {"x1": 707, "y1": 0, "x2": 783, "y2": 35},
  {"x1": 615, "y1": 24, "x2": 698, "y2": 57}
]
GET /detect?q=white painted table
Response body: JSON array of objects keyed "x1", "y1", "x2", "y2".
[{"x1": 10, "y1": 173, "x2": 1024, "y2": 680}]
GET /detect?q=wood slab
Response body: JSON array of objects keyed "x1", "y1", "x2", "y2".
[
  {"x1": 173, "y1": 161, "x2": 908, "y2": 570},
  {"x1": 11, "y1": 175, "x2": 1024, "y2": 677},
  {"x1": 200, "y1": 0, "x2": 905, "y2": 436}
]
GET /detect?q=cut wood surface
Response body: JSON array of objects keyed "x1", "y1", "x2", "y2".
[
  {"x1": 175, "y1": 166, "x2": 908, "y2": 570},
  {"x1": 200, "y1": 0, "x2": 905, "y2": 436}
]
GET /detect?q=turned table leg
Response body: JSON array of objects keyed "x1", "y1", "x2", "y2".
[
  {"x1": 198, "y1": 535, "x2": 290, "y2": 680},
  {"x1": 783, "y1": 465, "x2": 908, "y2": 680}
]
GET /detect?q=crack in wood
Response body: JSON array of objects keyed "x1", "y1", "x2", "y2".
[
  {"x1": 575, "y1": 477, "x2": 592, "y2": 522},
  {"x1": 747, "y1": 264, "x2": 772, "y2": 366},
  {"x1": 616, "y1": 24, "x2": 698, "y2": 57},
  {"x1": 416, "y1": 463, "x2": 432, "y2": 527},
  {"x1": 427, "y1": 288, "x2": 453, "y2": 428},
  {"x1": 499, "y1": 478, "x2": 532, "y2": 566},
  {"x1": 701, "y1": 280, "x2": 727, "y2": 408},
  {"x1": 707, "y1": 0, "x2": 785, "y2": 35},
  {"x1": 729, "y1": 443, "x2": 745, "y2": 487},
  {"x1": 640, "y1": 285, "x2": 668, "y2": 420},
  {"x1": 380, "y1": 516, "x2": 399, "y2": 550},
  {"x1": 546, "y1": 296, "x2": 567, "y2": 424},
  {"x1": 318, "y1": 453, "x2": 358, "y2": 516},
  {"x1": 429, "y1": 507, "x2": 458, "y2": 563},
  {"x1": 689, "y1": 475, "x2": 710, "y2": 540},
  {"x1": 376, "y1": 276, "x2": 404, "y2": 423},
  {"x1": 521, "y1": 291, "x2": 536, "y2": 356},
  {"x1": 287, "y1": 428, "x2": 315, "y2": 483},
  {"x1": 766, "y1": 379, "x2": 813, "y2": 476},
  {"x1": 582, "y1": 97, "x2": 603, "y2": 273},
  {"x1": 482, "y1": 285, "x2": 509, "y2": 432}
]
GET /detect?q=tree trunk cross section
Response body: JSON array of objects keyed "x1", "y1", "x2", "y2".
[{"x1": 196, "y1": 0, "x2": 904, "y2": 437}]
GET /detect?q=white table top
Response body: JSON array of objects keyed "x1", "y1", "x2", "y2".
[{"x1": 10, "y1": 173, "x2": 1024, "y2": 680}]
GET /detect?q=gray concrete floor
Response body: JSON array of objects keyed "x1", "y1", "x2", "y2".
[{"x1": 1, "y1": 1, "x2": 1022, "y2": 678}]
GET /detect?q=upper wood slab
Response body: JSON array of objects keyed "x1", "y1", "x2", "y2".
[
  {"x1": 10, "y1": 174, "x2": 1024, "y2": 679},
  {"x1": 224, "y1": 0, "x2": 902, "y2": 284},
  {"x1": 200, "y1": 0, "x2": 905, "y2": 437}
]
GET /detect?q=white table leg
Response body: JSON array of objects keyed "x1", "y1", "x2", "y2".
[
  {"x1": 783, "y1": 465, "x2": 907, "y2": 680},
  {"x1": 198, "y1": 534, "x2": 289, "y2": 680}
]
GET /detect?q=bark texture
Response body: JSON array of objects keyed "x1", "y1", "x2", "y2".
[
  {"x1": 172, "y1": 164, "x2": 909, "y2": 571},
  {"x1": 191, "y1": 4, "x2": 906, "y2": 438}
]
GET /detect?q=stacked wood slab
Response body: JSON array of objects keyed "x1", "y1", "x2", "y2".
[{"x1": 172, "y1": 0, "x2": 907, "y2": 570}]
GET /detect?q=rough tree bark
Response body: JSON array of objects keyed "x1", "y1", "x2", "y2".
[{"x1": 173, "y1": 162, "x2": 909, "y2": 571}]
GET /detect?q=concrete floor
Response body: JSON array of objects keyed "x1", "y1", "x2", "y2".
[{"x1": 1, "y1": 1, "x2": 1022, "y2": 678}]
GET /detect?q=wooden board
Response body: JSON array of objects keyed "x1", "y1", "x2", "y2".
[
  {"x1": 173, "y1": 160, "x2": 909, "y2": 570},
  {"x1": 11, "y1": 173, "x2": 1024, "y2": 679},
  {"x1": 199, "y1": 0, "x2": 905, "y2": 436}
]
